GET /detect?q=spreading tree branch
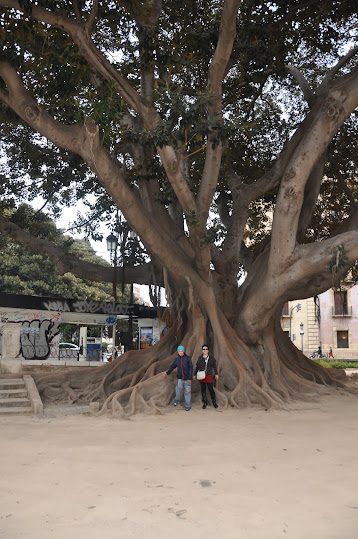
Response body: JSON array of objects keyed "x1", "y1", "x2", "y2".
[
  {"x1": 268, "y1": 67, "x2": 358, "y2": 274},
  {"x1": 290, "y1": 229, "x2": 358, "y2": 296},
  {"x1": 218, "y1": 112, "x2": 317, "y2": 273},
  {"x1": 296, "y1": 153, "x2": 326, "y2": 243},
  {"x1": 0, "y1": 0, "x2": 150, "y2": 120},
  {"x1": 286, "y1": 65, "x2": 315, "y2": 107},
  {"x1": 0, "y1": 63, "x2": 198, "y2": 286},
  {"x1": 0, "y1": 213, "x2": 158, "y2": 285},
  {"x1": 85, "y1": 0, "x2": 99, "y2": 32},
  {"x1": 198, "y1": 0, "x2": 242, "y2": 226},
  {"x1": 287, "y1": 45, "x2": 358, "y2": 108},
  {"x1": 0, "y1": 62, "x2": 86, "y2": 154},
  {"x1": 0, "y1": 0, "x2": 199, "y2": 220},
  {"x1": 320, "y1": 45, "x2": 358, "y2": 92}
]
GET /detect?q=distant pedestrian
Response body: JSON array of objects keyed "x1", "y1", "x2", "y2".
[
  {"x1": 165, "y1": 345, "x2": 193, "y2": 411},
  {"x1": 329, "y1": 347, "x2": 334, "y2": 358}
]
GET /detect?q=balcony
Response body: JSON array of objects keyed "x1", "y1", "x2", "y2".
[{"x1": 332, "y1": 305, "x2": 352, "y2": 317}]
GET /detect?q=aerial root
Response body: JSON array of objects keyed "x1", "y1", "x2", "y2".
[
  {"x1": 97, "y1": 373, "x2": 175, "y2": 418},
  {"x1": 213, "y1": 387, "x2": 229, "y2": 409},
  {"x1": 265, "y1": 375, "x2": 291, "y2": 400},
  {"x1": 33, "y1": 314, "x2": 353, "y2": 419},
  {"x1": 126, "y1": 385, "x2": 163, "y2": 417},
  {"x1": 228, "y1": 377, "x2": 249, "y2": 408},
  {"x1": 227, "y1": 373, "x2": 286, "y2": 410},
  {"x1": 110, "y1": 396, "x2": 127, "y2": 419},
  {"x1": 97, "y1": 389, "x2": 123, "y2": 416},
  {"x1": 87, "y1": 383, "x2": 110, "y2": 403}
]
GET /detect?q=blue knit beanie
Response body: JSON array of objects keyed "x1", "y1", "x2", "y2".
[{"x1": 177, "y1": 345, "x2": 185, "y2": 353}]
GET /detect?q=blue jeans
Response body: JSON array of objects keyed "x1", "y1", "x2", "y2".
[{"x1": 175, "y1": 379, "x2": 191, "y2": 408}]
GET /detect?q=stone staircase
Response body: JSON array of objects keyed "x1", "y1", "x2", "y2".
[{"x1": 0, "y1": 376, "x2": 42, "y2": 415}]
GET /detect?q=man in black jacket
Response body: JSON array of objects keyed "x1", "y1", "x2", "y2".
[{"x1": 165, "y1": 345, "x2": 193, "y2": 411}]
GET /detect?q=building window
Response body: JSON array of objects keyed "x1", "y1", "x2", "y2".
[
  {"x1": 281, "y1": 302, "x2": 289, "y2": 316},
  {"x1": 337, "y1": 330, "x2": 349, "y2": 348},
  {"x1": 333, "y1": 291, "x2": 350, "y2": 316}
]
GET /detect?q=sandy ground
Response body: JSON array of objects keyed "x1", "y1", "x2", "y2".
[{"x1": 1, "y1": 391, "x2": 358, "y2": 539}]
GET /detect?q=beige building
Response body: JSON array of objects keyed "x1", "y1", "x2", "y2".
[{"x1": 281, "y1": 285, "x2": 358, "y2": 360}]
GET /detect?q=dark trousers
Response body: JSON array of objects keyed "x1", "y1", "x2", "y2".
[{"x1": 200, "y1": 382, "x2": 216, "y2": 405}]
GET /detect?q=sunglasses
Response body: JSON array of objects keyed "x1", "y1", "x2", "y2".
[{"x1": 202, "y1": 348, "x2": 209, "y2": 350}]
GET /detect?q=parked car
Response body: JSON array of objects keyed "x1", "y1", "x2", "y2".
[
  {"x1": 59, "y1": 342, "x2": 80, "y2": 360},
  {"x1": 59, "y1": 342, "x2": 80, "y2": 350}
]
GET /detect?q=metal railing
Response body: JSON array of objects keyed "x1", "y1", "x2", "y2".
[
  {"x1": 19, "y1": 345, "x2": 102, "y2": 362},
  {"x1": 331, "y1": 305, "x2": 352, "y2": 316}
]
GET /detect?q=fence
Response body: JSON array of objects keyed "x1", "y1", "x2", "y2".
[{"x1": 12, "y1": 344, "x2": 102, "y2": 362}]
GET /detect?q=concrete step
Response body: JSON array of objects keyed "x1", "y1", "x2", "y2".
[
  {"x1": 0, "y1": 406, "x2": 33, "y2": 415},
  {"x1": 0, "y1": 379, "x2": 25, "y2": 390},
  {"x1": 0, "y1": 376, "x2": 43, "y2": 416},
  {"x1": 0, "y1": 388, "x2": 28, "y2": 399},
  {"x1": 0, "y1": 397, "x2": 31, "y2": 408}
]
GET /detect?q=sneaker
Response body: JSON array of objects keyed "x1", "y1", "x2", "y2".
[
  {"x1": 185, "y1": 407, "x2": 191, "y2": 411},
  {"x1": 173, "y1": 401, "x2": 179, "y2": 407}
]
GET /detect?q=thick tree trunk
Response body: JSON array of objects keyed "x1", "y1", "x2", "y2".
[{"x1": 35, "y1": 287, "x2": 348, "y2": 419}]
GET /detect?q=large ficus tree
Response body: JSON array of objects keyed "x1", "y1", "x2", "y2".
[{"x1": 0, "y1": 0, "x2": 357, "y2": 416}]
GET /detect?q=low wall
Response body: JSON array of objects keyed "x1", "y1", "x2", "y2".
[
  {"x1": 326, "y1": 351, "x2": 358, "y2": 361},
  {"x1": 21, "y1": 359, "x2": 103, "y2": 368},
  {"x1": 0, "y1": 358, "x2": 103, "y2": 374}
]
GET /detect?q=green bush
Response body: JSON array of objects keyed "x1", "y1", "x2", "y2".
[
  {"x1": 315, "y1": 359, "x2": 358, "y2": 369},
  {"x1": 316, "y1": 359, "x2": 333, "y2": 368},
  {"x1": 328, "y1": 360, "x2": 358, "y2": 369}
]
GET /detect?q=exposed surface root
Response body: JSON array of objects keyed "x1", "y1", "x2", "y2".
[{"x1": 31, "y1": 308, "x2": 354, "y2": 419}]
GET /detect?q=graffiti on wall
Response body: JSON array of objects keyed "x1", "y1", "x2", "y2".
[
  {"x1": 0, "y1": 293, "x2": 156, "y2": 321},
  {"x1": 0, "y1": 319, "x2": 60, "y2": 360},
  {"x1": 1, "y1": 310, "x2": 60, "y2": 324},
  {"x1": 42, "y1": 299, "x2": 135, "y2": 315},
  {"x1": 0, "y1": 293, "x2": 159, "y2": 361},
  {"x1": 20, "y1": 319, "x2": 60, "y2": 360}
]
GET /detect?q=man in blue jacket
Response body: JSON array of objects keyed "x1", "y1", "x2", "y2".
[{"x1": 165, "y1": 345, "x2": 193, "y2": 411}]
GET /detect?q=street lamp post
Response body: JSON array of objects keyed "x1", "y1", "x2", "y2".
[
  {"x1": 106, "y1": 233, "x2": 118, "y2": 355},
  {"x1": 106, "y1": 233, "x2": 118, "y2": 302},
  {"x1": 127, "y1": 230, "x2": 137, "y2": 351},
  {"x1": 106, "y1": 223, "x2": 137, "y2": 352},
  {"x1": 300, "y1": 322, "x2": 304, "y2": 353},
  {"x1": 289, "y1": 303, "x2": 301, "y2": 340}
]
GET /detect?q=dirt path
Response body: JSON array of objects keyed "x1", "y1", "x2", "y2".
[{"x1": 1, "y1": 391, "x2": 358, "y2": 538}]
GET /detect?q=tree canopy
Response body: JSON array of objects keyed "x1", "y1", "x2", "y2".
[{"x1": 0, "y1": 0, "x2": 357, "y2": 416}]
